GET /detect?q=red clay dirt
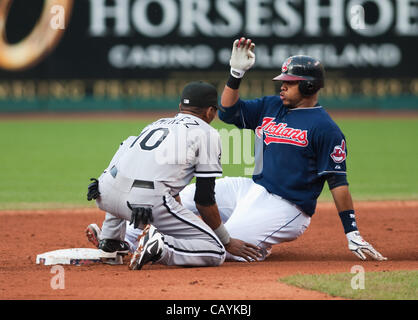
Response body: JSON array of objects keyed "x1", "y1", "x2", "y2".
[{"x1": 0, "y1": 200, "x2": 417, "y2": 300}]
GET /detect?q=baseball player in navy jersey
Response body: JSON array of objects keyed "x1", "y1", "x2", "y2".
[
  {"x1": 207, "y1": 37, "x2": 386, "y2": 262},
  {"x1": 122, "y1": 38, "x2": 387, "y2": 263},
  {"x1": 85, "y1": 81, "x2": 260, "y2": 269}
]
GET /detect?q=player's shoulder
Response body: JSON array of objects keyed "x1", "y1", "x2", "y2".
[
  {"x1": 312, "y1": 106, "x2": 344, "y2": 134},
  {"x1": 149, "y1": 113, "x2": 207, "y2": 129},
  {"x1": 184, "y1": 113, "x2": 215, "y2": 131},
  {"x1": 264, "y1": 95, "x2": 282, "y2": 103},
  {"x1": 240, "y1": 95, "x2": 284, "y2": 118},
  {"x1": 151, "y1": 115, "x2": 176, "y2": 126},
  {"x1": 318, "y1": 106, "x2": 340, "y2": 125},
  {"x1": 176, "y1": 113, "x2": 220, "y2": 137},
  {"x1": 255, "y1": 95, "x2": 283, "y2": 107},
  {"x1": 240, "y1": 95, "x2": 282, "y2": 106},
  {"x1": 123, "y1": 136, "x2": 137, "y2": 144},
  {"x1": 199, "y1": 120, "x2": 221, "y2": 138}
]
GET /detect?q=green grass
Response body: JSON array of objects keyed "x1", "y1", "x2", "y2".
[
  {"x1": 0, "y1": 120, "x2": 145, "y2": 208},
  {"x1": 280, "y1": 270, "x2": 418, "y2": 300},
  {"x1": 1, "y1": 118, "x2": 418, "y2": 209},
  {"x1": 332, "y1": 119, "x2": 418, "y2": 201}
]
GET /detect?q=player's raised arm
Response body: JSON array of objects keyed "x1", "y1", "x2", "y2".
[
  {"x1": 330, "y1": 185, "x2": 387, "y2": 261},
  {"x1": 221, "y1": 37, "x2": 256, "y2": 108}
]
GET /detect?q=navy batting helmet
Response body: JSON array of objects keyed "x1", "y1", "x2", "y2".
[{"x1": 273, "y1": 55, "x2": 325, "y2": 96}]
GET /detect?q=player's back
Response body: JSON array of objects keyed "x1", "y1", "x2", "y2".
[{"x1": 115, "y1": 113, "x2": 222, "y2": 195}]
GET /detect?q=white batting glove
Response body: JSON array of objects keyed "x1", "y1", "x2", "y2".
[
  {"x1": 229, "y1": 37, "x2": 256, "y2": 79},
  {"x1": 346, "y1": 231, "x2": 387, "y2": 261}
]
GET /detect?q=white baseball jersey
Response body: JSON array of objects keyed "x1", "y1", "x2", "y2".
[
  {"x1": 109, "y1": 113, "x2": 222, "y2": 196},
  {"x1": 96, "y1": 113, "x2": 226, "y2": 267}
]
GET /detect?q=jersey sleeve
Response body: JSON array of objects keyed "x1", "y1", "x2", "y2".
[
  {"x1": 218, "y1": 97, "x2": 265, "y2": 130},
  {"x1": 315, "y1": 129, "x2": 348, "y2": 177},
  {"x1": 194, "y1": 129, "x2": 223, "y2": 178}
]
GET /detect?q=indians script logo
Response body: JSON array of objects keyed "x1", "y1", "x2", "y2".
[
  {"x1": 330, "y1": 139, "x2": 346, "y2": 163},
  {"x1": 0, "y1": 0, "x2": 73, "y2": 71},
  {"x1": 282, "y1": 58, "x2": 292, "y2": 73},
  {"x1": 255, "y1": 117, "x2": 309, "y2": 147}
]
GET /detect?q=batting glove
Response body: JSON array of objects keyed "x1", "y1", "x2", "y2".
[
  {"x1": 346, "y1": 231, "x2": 387, "y2": 261},
  {"x1": 127, "y1": 201, "x2": 153, "y2": 228},
  {"x1": 229, "y1": 37, "x2": 256, "y2": 79},
  {"x1": 87, "y1": 178, "x2": 100, "y2": 201}
]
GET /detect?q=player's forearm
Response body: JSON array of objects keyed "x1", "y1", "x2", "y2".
[
  {"x1": 196, "y1": 203, "x2": 222, "y2": 230},
  {"x1": 221, "y1": 85, "x2": 239, "y2": 107},
  {"x1": 331, "y1": 185, "x2": 359, "y2": 235},
  {"x1": 197, "y1": 203, "x2": 231, "y2": 245},
  {"x1": 330, "y1": 185, "x2": 354, "y2": 212}
]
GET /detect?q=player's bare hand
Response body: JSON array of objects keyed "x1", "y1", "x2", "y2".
[
  {"x1": 346, "y1": 231, "x2": 387, "y2": 261},
  {"x1": 225, "y1": 238, "x2": 262, "y2": 262}
]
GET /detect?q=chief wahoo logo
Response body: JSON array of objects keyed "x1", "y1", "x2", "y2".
[
  {"x1": 282, "y1": 58, "x2": 292, "y2": 73},
  {"x1": 330, "y1": 139, "x2": 346, "y2": 163}
]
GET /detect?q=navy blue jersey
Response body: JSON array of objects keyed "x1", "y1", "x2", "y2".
[{"x1": 219, "y1": 95, "x2": 347, "y2": 216}]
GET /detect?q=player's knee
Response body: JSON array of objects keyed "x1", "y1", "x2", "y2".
[
  {"x1": 279, "y1": 224, "x2": 309, "y2": 242},
  {"x1": 217, "y1": 250, "x2": 227, "y2": 265},
  {"x1": 201, "y1": 253, "x2": 225, "y2": 266}
]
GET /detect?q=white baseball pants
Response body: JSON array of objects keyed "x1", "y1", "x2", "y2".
[{"x1": 125, "y1": 176, "x2": 311, "y2": 262}]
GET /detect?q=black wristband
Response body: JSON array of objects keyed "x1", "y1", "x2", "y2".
[
  {"x1": 226, "y1": 74, "x2": 242, "y2": 90},
  {"x1": 338, "y1": 210, "x2": 358, "y2": 234}
]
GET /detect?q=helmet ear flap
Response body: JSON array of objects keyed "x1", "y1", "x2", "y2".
[
  {"x1": 299, "y1": 81, "x2": 313, "y2": 96},
  {"x1": 299, "y1": 80, "x2": 319, "y2": 96}
]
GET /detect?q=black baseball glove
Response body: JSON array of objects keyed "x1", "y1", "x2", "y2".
[
  {"x1": 87, "y1": 178, "x2": 100, "y2": 201},
  {"x1": 127, "y1": 201, "x2": 153, "y2": 228}
]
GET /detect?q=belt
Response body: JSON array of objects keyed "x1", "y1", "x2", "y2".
[{"x1": 109, "y1": 166, "x2": 155, "y2": 190}]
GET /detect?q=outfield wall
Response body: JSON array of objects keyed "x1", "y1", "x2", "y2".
[
  {"x1": 1, "y1": 79, "x2": 417, "y2": 112},
  {"x1": 0, "y1": 0, "x2": 417, "y2": 112}
]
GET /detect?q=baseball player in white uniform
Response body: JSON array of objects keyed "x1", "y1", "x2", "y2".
[{"x1": 86, "y1": 81, "x2": 260, "y2": 269}]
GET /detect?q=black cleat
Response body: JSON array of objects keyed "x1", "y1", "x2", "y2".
[{"x1": 99, "y1": 239, "x2": 130, "y2": 255}]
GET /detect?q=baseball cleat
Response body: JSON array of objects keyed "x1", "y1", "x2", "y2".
[
  {"x1": 85, "y1": 223, "x2": 101, "y2": 248},
  {"x1": 129, "y1": 224, "x2": 164, "y2": 270},
  {"x1": 99, "y1": 239, "x2": 130, "y2": 255}
]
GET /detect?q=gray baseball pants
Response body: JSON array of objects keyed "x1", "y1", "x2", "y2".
[{"x1": 96, "y1": 169, "x2": 226, "y2": 267}]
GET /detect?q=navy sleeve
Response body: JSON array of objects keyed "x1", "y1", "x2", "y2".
[
  {"x1": 315, "y1": 128, "x2": 347, "y2": 176},
  {"x1": 218, "y1": 97, "x2": 265, "y2": 130}
]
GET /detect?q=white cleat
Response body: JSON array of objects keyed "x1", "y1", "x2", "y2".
[{"x1": 85, "y1": 223, "x2": 101, "y2": 248}]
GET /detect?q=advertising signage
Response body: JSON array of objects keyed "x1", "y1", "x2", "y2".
[{"x1": 0, "y1": 0, "x2": 417, "y2": 110}]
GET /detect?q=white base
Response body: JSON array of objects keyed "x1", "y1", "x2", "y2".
[{"x1": 36, "y1": 248, "x2": 123, "y2": 266}]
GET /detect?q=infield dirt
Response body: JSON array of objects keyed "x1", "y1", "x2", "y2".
[{"x1": 0, "y1": 200, "x2": 417, "y2": 300}]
